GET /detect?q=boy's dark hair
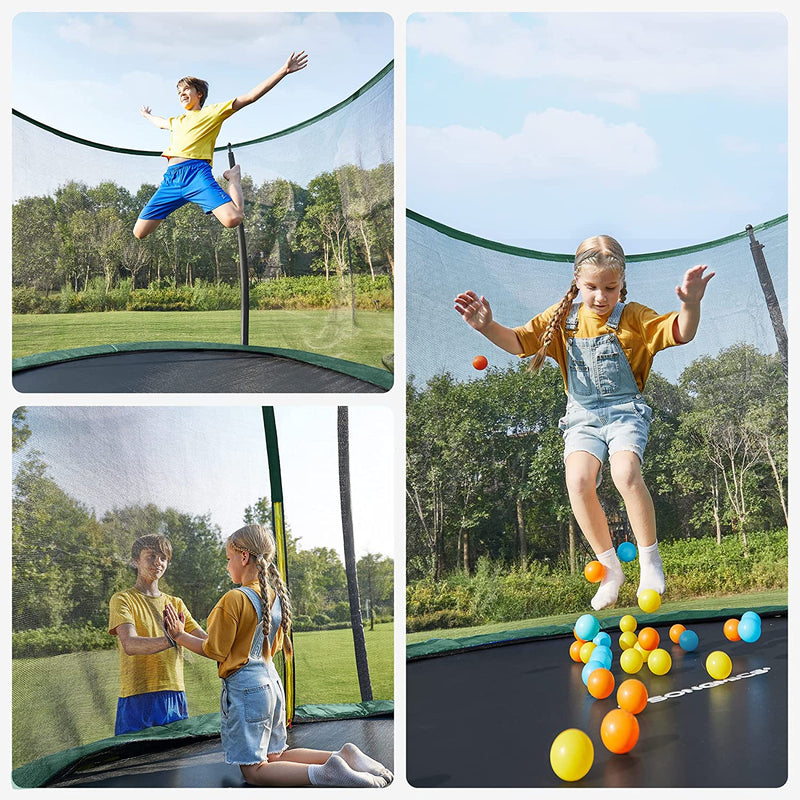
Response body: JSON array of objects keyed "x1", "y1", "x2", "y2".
[
  {"x1": 177, "y1": 76, "x2": 209, "y2": 108},
  {"x1": 131, "y1": 534, "x2": 173, "y2": 564}
]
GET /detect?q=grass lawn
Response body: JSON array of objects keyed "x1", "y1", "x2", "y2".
[
  {"x1": 12, "y1": 309, "x2": 394, "y2": 369},
  {"x1": 12, "y1": 622, "x2": 393, "y2": 769},
  {"x1": 406, "y1": 589, "x2": 788, "y2": 645}
]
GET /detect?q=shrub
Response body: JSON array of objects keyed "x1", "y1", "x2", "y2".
[
  {"x1": 127, "y1": 283, "x2": 194, "y2": 311},
  {"x1": 13, "y1": 624, "x2": 116, "y2": 658}
]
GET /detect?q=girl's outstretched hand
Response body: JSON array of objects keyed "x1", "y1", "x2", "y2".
[
  {"x1": 676, "y1": 264, "x2": 715, "y2": 305},
  {"x1": 164, "y1": 604, "x2": 185, "y2": 638},
  {"x1": 285, "y1": 51, "x2": 309, "y2": 74},
  {"x1": 454, "y1": 291, "x2": 493, "y2": 332}
]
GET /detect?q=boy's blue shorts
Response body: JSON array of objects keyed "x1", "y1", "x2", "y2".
[
  {"x1": 138, "y1": 159, "x2": 232, "y2": 220},
  {"x1": 115, "y1": 690, "x2": 188, "y2": 735}
]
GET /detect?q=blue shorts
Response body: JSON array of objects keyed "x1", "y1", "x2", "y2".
[
  {"x1": 115, "y1": 690, "x2": 188, "y2": 735},
  {"x1": 559, "y1": 395, "x2": 653, "y2": 467},
  {"x1": 138, "y1": 159, "x2": 232, "y2": 220}
]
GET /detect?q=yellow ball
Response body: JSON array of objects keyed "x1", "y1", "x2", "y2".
[
  {"x1": 619, "y1": 631, "x2": 638, "y2": 650},
  {"x1": 638, "y1": 589, "x2": 661, "y2": 614},
  {"x1": 647, "y1": 647, "x2": 672, "y2": 676},
  {"x1": 550, "y1": 728, "x2": 594, "y2": 782},
  {"x1": 619, "y1": 614, "x2": 638, "y2": 633},
  {"x1": 706, "y1": 650, "x2": 733, "y2": 680},
  {"x1": 620, "y1": 647, "x2": 644, "y2": 674},
  {"x1": 579, "y1": 641, "x2": 597, "y2": 664}
]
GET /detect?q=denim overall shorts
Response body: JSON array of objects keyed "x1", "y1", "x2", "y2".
[
  {"x1": 219, "y1": 586, "x2": 287, "y2": 765},
  {"x1": 558, "y1": 301, "x2": 654, "y2": 469}
]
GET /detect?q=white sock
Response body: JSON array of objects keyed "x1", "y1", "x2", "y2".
[
  {"x1": 591, "y1": 548, "x2": 625, "y2": 610},
  {"x1": 637, "y1": 541, "x2": 665, "y2": 596},
  {"x1": 308, "y1": 754, "x2": 387, "y2": 788},
  {"x1": 336, "y1": 743, "x2": 393, "y2": 783}
]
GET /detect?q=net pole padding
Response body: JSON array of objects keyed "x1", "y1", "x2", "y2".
[
  {"x1": 746, "y1": 224, "x2": 788, "y2": 377},
  {"x1": 337, "y1": 407, "x2": 373, "y2": 702},
  {"x1": 228, "y1": 144, "x2": 249, "y2": 346},
  {"x1": 346, "y1": 226, "x2": 356, "y2": 325},
  {"x1": 261, "y1": 407, "x2": 294, "y2": 723}
]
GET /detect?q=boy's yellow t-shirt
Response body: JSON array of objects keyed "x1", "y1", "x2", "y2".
[
  {"x1": 108, "y1": 588, "x2": 200, "y2": 697},
  {"x1": 162, "y1": 99, "x2": 237, "y2": 165},
  {"x1": 513, "y1": 301, "x2": 680, "y2": 393}
]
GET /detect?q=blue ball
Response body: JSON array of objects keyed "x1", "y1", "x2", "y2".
[
  {"x1": 575, "y1": 614, "x2": 601, "y2": 642},
  {"x1": 738, "y1": 616, "x2": 761, "y2": 643},
  {"x1": 592, "y1": 645, "x2": 613, "y2": 669},
  {"x1": 617, "y1": 542, "x2": 637, "y2": 562},
  {"x1": 582, "y1": 659, "x2": 606, "y2": 686},
  {"x1": 741, "y1": 611, "x2": 762, "y2": 626},
  {"x1": 679, "y1": 629, "x2": 699, "y2": 652},
  {"x1": 593, "y1": 632, "x2": 612, "y2": 648}
]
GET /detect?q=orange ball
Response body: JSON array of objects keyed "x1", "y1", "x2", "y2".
[
  {"x1": 723, "y1": 619, "x2": 741, "y2": 642},
  {"x1": 587, "y1": 668, "x2": 615, "y2": 699},
  {"x1": 472, "y1": 355, "x2": 488, "y2": 370},
  {"x1": 584, "y1": 560, "x2": 605, "y2": 583},
  {"x1": 569, "y1": 640, "x2": 584, "y2": 662},
  {"x1": 617, "y1": 679, "x2": 649, "y2": 715},
  {"x1": 638, "y1": 626, "x2": 660, "y2": 651},
  {"x1": 669, "y1": 624, "x2": 686, "y2": 644},
  {"x1": 600, "y1": 708, "x2": 640, "y2": 754}
]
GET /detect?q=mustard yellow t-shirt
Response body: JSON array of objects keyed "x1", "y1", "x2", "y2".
[
  {"x1": 162, "y1": 99, "x2": 237, "y2": 164},
  {"x1": 513, "y1": 301, "x2": 680, "y2": 393},
  {"x1": 108, "y1": 588, "x2": 200, "y2": 698},
  {"x1": 203, "y1": 581, "x2": 286, "y2": 679}
]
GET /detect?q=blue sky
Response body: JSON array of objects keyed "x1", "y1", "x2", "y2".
[
  {"x1": 14, "y1": 406, "x2": 395, "y2": 561},
  {"x1": 12, "y1": 12, "x2": 393, "y2": 150},
  {"x1": 406, "y1": 12, "x2": 787, "y2": 253}
]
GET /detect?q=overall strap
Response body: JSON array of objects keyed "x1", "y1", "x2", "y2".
[
  {"x1": 236, "y1": 586, "x2": 265, "y2": 659},
  {"x1": 606, "y1": 302, "x2": 625, "y2": 331},
  {"x1": 565, "y1": 301, "x2": 581, "y2": 332},
  {"x1": 236, "y1": 586, "x2": 282, "y2": 652}
]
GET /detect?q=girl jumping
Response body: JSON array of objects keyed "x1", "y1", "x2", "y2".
[
  {"x1": 455, "y1": 235, "x2": 714, "y2": 610},
  {"x1": 164, "y1": 523, "x2": 392, "y2": 787}
]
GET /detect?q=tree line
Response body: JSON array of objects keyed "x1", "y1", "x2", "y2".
[
  {"x1": 12, "y1": 162, "x2": 393, "y2": 299},
  {"x1": 12, "y1": 409, "x2": 393, "y2": 641},
  {"x1": 406, "y1": 343, "x2": 787, "y2": 583}
]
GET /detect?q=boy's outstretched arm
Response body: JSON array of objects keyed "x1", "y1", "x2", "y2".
[
  {"x1": 140, "y1": 105, "x2": 170, "y2": 129},
  {"x1": 232, "y1": 51, "x2": 309, "y2": 112}
]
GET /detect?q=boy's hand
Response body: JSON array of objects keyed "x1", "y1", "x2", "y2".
[
  {"x1": 676, "y1": 264, "x2": 715, "y2": 305},
  {"x1": 285, "y1": 51, "x2": 308, "y2": 74},
  {"x1": 139, "y1": 106, "x2": 152, "y2": 118},
  {"x1": 454, "y1": 291, "x2": 493, "y2": 332},
  {"x1": 163, "y1": 604, "x2": 186, "y2": 638}
]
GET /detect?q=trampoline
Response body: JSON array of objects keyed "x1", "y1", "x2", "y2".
[
  {"x1": 12, "y1": 343, "x2": 393, "y2": 393},
  {"x1": 407, "y1": 608, "x2": 787, "y2": 788}
]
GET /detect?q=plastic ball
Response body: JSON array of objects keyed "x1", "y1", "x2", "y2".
[
  {"x1": 637, "y1": 627, "x2": 660, "y2": 651},
  {"x1": 723, "y1": 619, "x2": 741, "y2": 642},
  {"x1": 647, "y1": 647, "x2": 672, "y2": 676},
  {"x1": 619, "y1": 614, "x2": 638, "y2": 633},
  {"x1": 619, "y1": 631, "x2": 638, "y2": 650},
  {"x1": 569, "y1": 640, "x2": 584, "y2": 662},
  {"x1": 600, "y1": 708, "x2": 640, "y2": 754},
  {"x1": 669, "y1": 624, "x2": 686, "y2": 644},
  {"x1": 575, "y1": 614, "x2": 601, "y2": 642},
  {"x1": 737, "y1": 616, "x2": 761, "y2": 643},
  {"x1": 633, "y1": 642, "x2": 651, "y2": 662},
  {"x1": 582, "y1": 659, "x2": 606, "y2": 686},
  {"x1": 741, "y1": 611, "x2": 761, "y2": 626},
  {"x1": 617, "y1": 679, "x2": 649, "y2": 715},
  {"x1": 550, "y1": 728, "x2": 594, "y2": 782},
  {"x1": 620, "y1": 647, "x2": 644, "y2": 674},
  {"x1": 584, "y1": 560, "x2": 605, "y2": 583},
  {"x1": 593, "y1": 631, "x2": 612, "y2": 648},
  {"x1": 472, "y1": 355, "x2": 488, "y2": 370},
  {"x1": 617, "y1": 541, "x2": 637, "y2": 562},
  {"x1": 587, "y1": 667, "x2": 616, "y2": 699},
  {"x1": 579, "y1": 641, "x2": 597, "y2": 664},
  {"x1": 591, "y1": 645, "x2": 613, "y2": 669},
  {"x1": 638, "y1": 589, "x2": 661, "y2": 614},
  {"x1": 678, "y1": 629, "x2": 699, "y2": 652},
  {"x1": 706, "y1": 650, "x2": 733, "y2": 680}
]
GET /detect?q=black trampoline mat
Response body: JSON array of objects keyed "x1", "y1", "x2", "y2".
[
  {"x1": 13, "y1": 350, "x2": 388, "y2": 393},
  {"x1": 46, "y1": 717, "x2": 393, "y2": 788},
  {"x1": 407, "y1": 615, "x2": 787, "y2": 788}
]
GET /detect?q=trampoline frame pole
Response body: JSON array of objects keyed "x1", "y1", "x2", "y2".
[
  {"x1": 228, "y1": 144, "x2": 249, "y2": 346},
  {"x1": 746, "y1": 224, "x2": 787, "y2": 377}
]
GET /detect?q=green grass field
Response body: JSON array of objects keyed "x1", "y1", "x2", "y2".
[
  {"x1": 12, "y1": 622, "x2": 393, "y2": 769},
  {"x1": 12, "y1": 309, "x2": 394, "y2": 369}
]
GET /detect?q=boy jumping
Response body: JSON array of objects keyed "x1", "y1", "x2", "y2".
[{"x1": 133, "y1": 51, "x2": 308, "y2": 239}]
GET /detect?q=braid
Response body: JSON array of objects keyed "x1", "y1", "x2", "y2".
[
  {"x1": 255, "y1": 555, "x2": 271, "y2": 645},
  {"x1": 529, "y1": 280, "x2": 579, "y2": 372},
  {"x1": 268, "y1": 562, "x2": 294, "y2": 657}
]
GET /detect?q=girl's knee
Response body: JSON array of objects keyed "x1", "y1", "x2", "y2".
[
  {"x1": 610, "y1": 453, "x2": 644, "y2": 492},
  {"x1": 565, "y1": 467, "x2": 599, "y2": 497}
]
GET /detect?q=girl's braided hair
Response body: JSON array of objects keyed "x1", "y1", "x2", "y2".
[
  {"x1": 529, "y1": 235, "x2": 626, "y2": 371},
  {"x1": 227, "y1": 524, "x2": 294, "y2": 658}
]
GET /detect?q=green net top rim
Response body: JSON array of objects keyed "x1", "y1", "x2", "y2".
[
  {"x1": 12, "y1": 61, "x2": 393, "y2": 158},
  {"x1": 407, "y1": 208, "x2": 787, "y2": 262}
]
